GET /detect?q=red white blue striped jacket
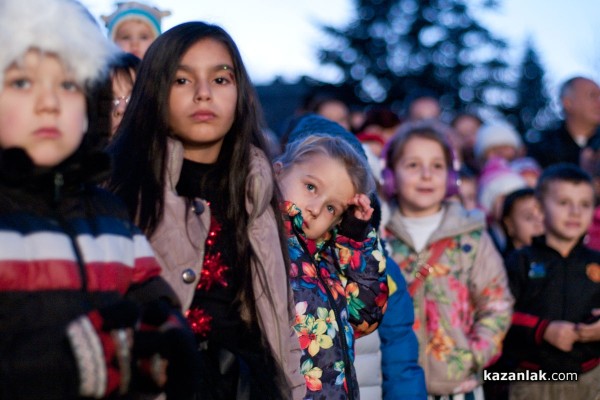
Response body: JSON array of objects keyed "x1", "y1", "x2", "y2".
[{"x1": 0, "y1": 149, "x2": 174, "y2": 399}]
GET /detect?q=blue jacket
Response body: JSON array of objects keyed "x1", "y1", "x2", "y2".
[{"x1": 379, "y1": 256, "x2": 427, "y2": 399}]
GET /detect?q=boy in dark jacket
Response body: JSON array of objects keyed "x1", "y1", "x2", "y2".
[
  {"x1": 504, "y1": 163, "x2": 600, "y2": 400},
  {"x1": 0, "y1": 1, "x2": 198, "y2": 398}
]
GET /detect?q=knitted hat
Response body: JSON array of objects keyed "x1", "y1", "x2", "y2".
[
  {"x1": 0, "y1": 0, "x2": 119, "y2": 86},
  {"x1": 286, "y1": 113, "x2": 368, "y2": 160},
  {"x1": 510, "y1": 156, "x2": 542, "y2": 177},
  {"x1": 474, "y1": 122, "x2": 523, "y2": 160},
  {"x1": 356, "y1": 132, "x2": 386, "y2": 147},
  {"x1": 102, "y1": 2, "x2": 171, "y2": 41},
  {"x1": 478, "y1": 157, "x2": 527, "y2": 215}
]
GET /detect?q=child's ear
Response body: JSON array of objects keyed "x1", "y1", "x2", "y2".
[{"x1": 273, "y1": 161, "x2": 283, "y2": 177}]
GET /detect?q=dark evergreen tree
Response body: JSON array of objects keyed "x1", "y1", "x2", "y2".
[
  {"x1": 507, "y1": 39, "x2": 554, "y2": 135},
  {"x1": 318, "y1": 0, "x2": 514, "y2": 116}
]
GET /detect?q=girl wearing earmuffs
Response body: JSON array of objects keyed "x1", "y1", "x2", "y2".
[{"x1": 380, "y1": 120, "x2": 514, "y2": 400}]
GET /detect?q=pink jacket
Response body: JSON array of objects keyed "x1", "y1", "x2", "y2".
[{"x1": 149, "y1": 138, "x2": 306, "y2": 399}]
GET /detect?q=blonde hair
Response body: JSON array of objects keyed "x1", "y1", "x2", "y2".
[{"x1": 276, "y1": 134, "x2": 376, "y2": 195}]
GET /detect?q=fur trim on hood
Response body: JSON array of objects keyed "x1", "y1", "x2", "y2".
[{"x1": 0, "y1": 0, "x2": 119, "y2": 86}]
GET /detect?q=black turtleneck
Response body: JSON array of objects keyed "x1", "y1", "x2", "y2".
[
  {"x1": 175, "y1": 158, "x2": 247, "y2": 346},
  {"x1": 175, "y1": 159, "x2": 285, "y2": 399}
]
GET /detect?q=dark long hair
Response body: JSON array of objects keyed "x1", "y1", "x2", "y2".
[{"x1": 106, "y1": 22, "x2": 288, "y2": 329}]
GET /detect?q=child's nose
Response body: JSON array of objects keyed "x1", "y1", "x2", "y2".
[
  {"x1": 35, "y1": 86, "x2": 60, "y2": 114},
  {"x1": 421, "y1": 166, "x2": 432, "y2": 178},
  {"x1": 194, "y1": 80, "x2": 211, "y2": 101},
  {"x1": 306, "y1": 200, "x2": 323, "y2": 217},
  {"x1": 570, "y1": 204, "x2": 583, "y2": 215}
]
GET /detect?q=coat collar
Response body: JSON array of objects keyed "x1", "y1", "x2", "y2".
[
  {"x1": 386, "y1": 201, "x2": 485, "y2": 250},
  {"x1": 0, "y1": 147, "x2": 110, "y2": 200}
]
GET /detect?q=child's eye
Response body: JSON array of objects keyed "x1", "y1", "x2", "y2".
[
  {"x1": 434, "y1": 163, "x2": 446, "y2": 170},
  {"x1": 306, "y1": 183, "x2": 315, "y2": 192},
  {"x1": 140, "y1": 34, "x2": 151, "y2": 41},
  {"x1": 214, "y1": 77, "x2": 231, "y2": 85},
  {"x1": 9, "y1": 78, "x2": 31, "y2": 89},
  {"x1": 174, "y1": 77, "x2": 190, "y2": 85},
  {"x1": 61, "y1": 80, "x2": 80, "y2": 92},
  {"x1": 327, "y1": 205, "x2": 336, "y2": 215}
]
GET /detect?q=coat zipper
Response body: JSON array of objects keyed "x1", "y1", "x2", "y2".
[{"x1": 52, "y1": 172, "x2": 89, "y2": 293}]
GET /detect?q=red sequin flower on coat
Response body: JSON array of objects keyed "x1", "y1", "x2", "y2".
[{"x1": 186, "y1": 308, "x2": 212, "y2": 337}]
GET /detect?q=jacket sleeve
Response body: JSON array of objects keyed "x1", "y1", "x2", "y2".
[
  {"x1": 467, "y1": 231, "x2": 514, "y2": 370},
  {"x1": 121, "y1": 224, "x2": 182, "y2": 308},
  {"x1": 335, "y1": 226, "x2": 388, "y2": 337},
  {"x1": 245, "y1": 147, "x2": 307, "y2": 399},
  {"x1": 379, "y1": 257, "x2": 427, "y2": 400}
]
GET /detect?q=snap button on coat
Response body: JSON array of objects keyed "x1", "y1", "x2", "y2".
[{"x1": 182, "y1": 268, "x2": 196, "y2": 284}]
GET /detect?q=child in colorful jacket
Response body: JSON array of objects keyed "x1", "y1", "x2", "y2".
[
  {"x1": 274, "y1": 134, "x2": 388, "y2": 399},
  {"x1": 0, "y1": 1, "x2": 198, "y2": 398},
  {"x1": 382, "y1": 121, "x2": 514, "y2": 398}
]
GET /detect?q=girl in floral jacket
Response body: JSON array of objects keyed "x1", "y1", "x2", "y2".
[
  {"x1": 274, "y1": 134, "x2": 388, "y2": 400},
  {"x1": 381, "y1": 121, "x2": 514, "y2": 398}
]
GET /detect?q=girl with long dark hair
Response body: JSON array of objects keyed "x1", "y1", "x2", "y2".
[{"x1": 107, "y1": 21, "x2": 305, "y2": 399}]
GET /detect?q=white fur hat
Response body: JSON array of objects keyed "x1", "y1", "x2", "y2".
[
  {"x1": 0, "y1": 0, "x2": 119, "y2": 86},
  {"x1": 478, "y1": 157, "x2": 527, "y2": 215},
  {"x1": 474, "y1": 122, "x2": 523, "y2": 160}
]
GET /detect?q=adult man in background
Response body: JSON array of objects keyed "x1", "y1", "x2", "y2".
[{"x1": 527, "y1": 76, "x2": 600, "y2": 168}]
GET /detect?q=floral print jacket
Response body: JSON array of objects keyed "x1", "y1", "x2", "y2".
[
  {"x1": 383, "y1": 201, "x2": 513, "y2": 396},
  {"x1": 282, "y1": 202, "x2": 388, "y2": 400}
]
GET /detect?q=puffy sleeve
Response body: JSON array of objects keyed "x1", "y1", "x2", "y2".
[
  {"x1": 335, "y1": 222, "x2": 388, "y2": 337},
  {"x1": 467, "y1": 231, "x2": 514, "y2": 369}
]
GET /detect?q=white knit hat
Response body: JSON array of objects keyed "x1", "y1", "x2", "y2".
[
  {"x1": 474, "y1": 122, "x2": 523, "y2": 160},
  {"x1": 478, "y1": 157, "x2": 527, "y2": 216},
  {"x1": 0, "y1": 0, "x2": 119, "y2": 86}
]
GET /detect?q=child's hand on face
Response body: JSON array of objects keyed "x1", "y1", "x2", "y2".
[{"x1": 347, "y1": 194, "x2": 374, "y2": 222}]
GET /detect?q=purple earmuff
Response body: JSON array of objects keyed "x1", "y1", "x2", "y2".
[{"x1": 381, "y1": 167, "x2": 396, "y2": 199}]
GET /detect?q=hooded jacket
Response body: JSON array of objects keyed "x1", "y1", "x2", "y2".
[
  {"x1": 384, "y1": 201, "x2": 513, "y2": 395},
  {"x1": 149, "y1": 138, "x2": 305, "y2": 399},
  {"x1": 0, "y1": 148, "x2": 175, "y2": 399}
]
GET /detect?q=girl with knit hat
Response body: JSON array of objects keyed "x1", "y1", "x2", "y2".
[
  {"x1": 474, "y1": 121, "x2": 524, "y2": 169},
  {"x1": 477, "y1": 157, "x2": 528, "y2": 253},
  {"x1": 0, "y1": 0, "x2": 200, "y2": 398},
  {"x1": 102, "y1": 1, "x2": 171, "y2": 59}
]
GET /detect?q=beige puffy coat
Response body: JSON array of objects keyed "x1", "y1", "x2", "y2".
[{"x1": 149, "y1": 138, "x2": 305, "y2": 399}]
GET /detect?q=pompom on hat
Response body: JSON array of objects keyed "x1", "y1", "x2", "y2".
[
  {"x1": 102, "y1": 2, "x2": 171, "y2": 41},
  {"x1": 474, "y1": 121, "x2": 523, "y2": 160},
  {"x1": 0, "y1": 0, "x2": 119, "y2": 86},
  {"x1": 478, "y1": 157, "x2": 527, "y2": 216}
]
